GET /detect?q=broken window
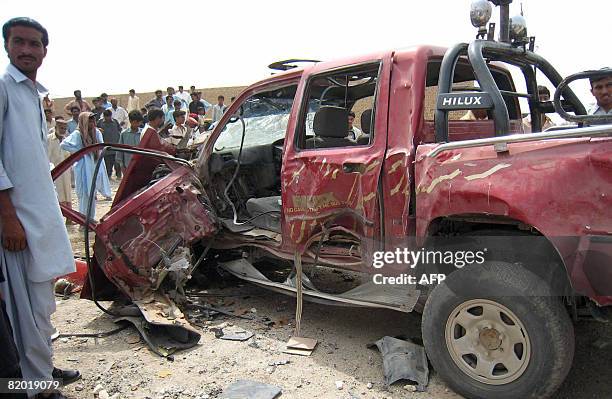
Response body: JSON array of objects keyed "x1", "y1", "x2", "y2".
[{"x1": 296, "y1": 62, "x2": 381, "y2": 150}]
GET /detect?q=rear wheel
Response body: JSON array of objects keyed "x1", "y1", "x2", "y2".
[{"x1": 422, "y1": 261, "x2": 574, "y2": 399}]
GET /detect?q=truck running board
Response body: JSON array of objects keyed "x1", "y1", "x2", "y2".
[{"x1": 219, "y1": 259, "x2": 420, "y2": 313}]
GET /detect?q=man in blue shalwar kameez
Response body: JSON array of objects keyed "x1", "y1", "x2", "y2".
[{"x1": 0, "y1": 18, "x2": 81, "y2": 398}]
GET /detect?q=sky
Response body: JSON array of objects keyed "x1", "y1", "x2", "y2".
[{"x1": 0, "y1": 0, "x2": 609, "y2": 108}]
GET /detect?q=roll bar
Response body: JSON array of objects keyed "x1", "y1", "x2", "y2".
[{"x1": 435, "y1": 40, "x2": 588, "y2": 143}]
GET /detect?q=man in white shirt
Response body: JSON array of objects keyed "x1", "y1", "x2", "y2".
[
  {"x1": 110, "y1": 97, "x2": 129, "y2": 129},
  {"x1": 126, "y1": 89, "x2": 140, "y2": 112},
  {"x1": 212, "y1": 95, "x2": 227, "y2": 123},
  {"x1": 177, "y1": 85, "x2": 191, "y2": 108},
  {"x1": 589, "y1": 73, "x2": 612, "y2": 119}
]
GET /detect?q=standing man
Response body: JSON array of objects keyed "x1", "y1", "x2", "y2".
[
  {"x1": 1, "y1": 17, "x2": 80, "y2": 399},
  {"x1": 42, "y1": 93, "x2": 54, "y2": 113},
  {"x1": 47, "y1": 119, "x2": 72, "y2": 211},
  {"x1": 66, "y1": 105, "x2": 80, "y2": 133},
  {"x1": 522, "y1": 85, "x2": 555, "y2": 132},
  {"x1": 177, "y1": 86, "x2": 190, "y2": 108},
  {"x1": 161, "y1": 95, "x2": 176, "y2": 125},
  {"x1": 212, "y1": 95, "x2": 227, "y2": 123},
  {"x1": 63, "y1": 89, "x2": 91, "y2": 115},
  {"x1": 117, "y1": 110, "x2": 143, "y2": 173},
  {"x1": 91, "y1": 97, "x2": 105, "y2": 121},
  {"x1": 188, "y1": 92, "x2": 201, "y2": 114},
  {"x1": 139, "y1": 109, "x2": 175, "y2": 154},
  {"x1": 126, "y1": 89, "x2": 140, "y2": 112},
  {"x1": 109, "y1": 97, "x2": 128, "y2": 129},
  {"x1": 44, "y1": 108, "x2": 55, "y2": 133},
  {"x1": 97, "y1": 109, "x2": 122, "y2": 180},
  {"x1": 99, "y1": 93, "x2": 112, "y2": 109},
  {"x1": 146, "y1": 89, "x2": 164, "y2": 109},
  {"x1": 589, "y1": 72, "x2": 612, "y2": 117}
]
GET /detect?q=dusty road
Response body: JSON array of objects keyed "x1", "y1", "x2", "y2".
[
  {"x1": 53, "y1": 179, "x2": 612, "y2": 399},
  {"x1": 51, "y1": 284, "x2": 612, "y2": 399}
]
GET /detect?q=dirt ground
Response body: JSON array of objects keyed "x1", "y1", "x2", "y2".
[{"x1": 54, "y1": 179, "x2": 612, "y2": 399}]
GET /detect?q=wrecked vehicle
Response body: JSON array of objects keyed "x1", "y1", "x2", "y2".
[{"x1": 52, "y1": 1, "x2": 612, "y2": 398}]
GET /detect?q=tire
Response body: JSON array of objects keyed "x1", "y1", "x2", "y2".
[{"x1": 422, "y1": 261, "x2": 574, "y2": 399}]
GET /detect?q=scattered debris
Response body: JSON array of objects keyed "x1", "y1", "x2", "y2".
[
  {"x1": 404, "y1": 384, "x2": 418, "y2": 392},
  {"x1": 116, "y1": 315, "x2": 200, "y2": 357},
  {"x1": 54, "y1": 278, "x2": 75, "y2": 297},
  {"x1": 283, "y1": 336, "x2": 318, "y2": 356},
  {"x1": 263, "y1": 316, "x2": 290, "y2": 328},
  {"x1": 211, "y1": 327, "x2": 254, "y2": 341},
  {"x1": 369, "y1": 336, "x2": 429, "y2": 391},
  {"x1": 157, "y1": 369, "x2": 173, "y2": 378},
  {"x1": 268, "y1": 360, "x2": 290, "y2": 366},
  {"x1": 93, "y1": 384, "x2": 104, "y2": 395},
  {"x1": 221, "y1": 380, "x2": 282, "y2": 399}
]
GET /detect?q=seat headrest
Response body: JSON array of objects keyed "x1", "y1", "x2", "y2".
[
  {"x1": 361, "y1": 109, "x2": 373, "y2": 135},
  {"x1": 313, "y1": 106, "x2": 348, "y2": 138}
]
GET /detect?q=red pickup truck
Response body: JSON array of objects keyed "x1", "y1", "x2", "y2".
[{"x1": 54, "y1": 3, "x2": 612, "y2": 398}]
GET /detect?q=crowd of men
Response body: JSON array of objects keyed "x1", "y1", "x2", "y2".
[{"x1": 39, "y1": 85, "x2": 233, "y2": 220}]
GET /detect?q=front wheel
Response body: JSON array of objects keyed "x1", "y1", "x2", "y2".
[{"x1": 422, "y1": 261, "x2": 574, "y2": 399}]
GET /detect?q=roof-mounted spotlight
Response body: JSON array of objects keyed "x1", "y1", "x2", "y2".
[
  {"x1": 470, "y1": 0, "x2": 493, "y2": 38},
  {"x1": 510, "y1": 15, "x2": 528, "y2": 44}
]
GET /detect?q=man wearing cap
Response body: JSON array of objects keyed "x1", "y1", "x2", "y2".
[
  {"x1": 1, "y1": 17, "x2": 80, "y2": 398},
  {"x1": 47, "y1": 119, "x2": 72, "y2": 210}
]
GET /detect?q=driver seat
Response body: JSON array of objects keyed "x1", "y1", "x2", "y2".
[{"x1": 246, "y1": 196, "x2": 282, "y2": 233}]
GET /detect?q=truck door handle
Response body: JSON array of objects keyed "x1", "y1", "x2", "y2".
[{"x1": 343, "y1": 162, "x2": 366, "y2": 174}]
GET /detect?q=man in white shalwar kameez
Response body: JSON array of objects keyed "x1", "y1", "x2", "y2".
[
  {"x1": 47, "y1": 119, "x2": 72, "y2": 210},
  {"x1": 0, "y1": 18, "x2": 80, "y2": 398}
]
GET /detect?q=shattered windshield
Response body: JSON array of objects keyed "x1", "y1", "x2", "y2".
[{"x1": 213, "y1": 89, "x2": 298, "y2": 151}]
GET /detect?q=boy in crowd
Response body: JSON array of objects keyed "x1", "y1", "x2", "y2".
[
  {"x1": 212, "y1": 95, "x2": 227, "y2": 122},
  {"x1": 167, "y1": 110, "x2": 192, "y2": 147},
  {"x1": 117, "y1": 110, "x2": 143, "y2": 173}
]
